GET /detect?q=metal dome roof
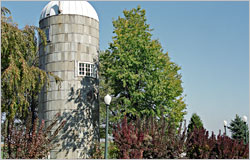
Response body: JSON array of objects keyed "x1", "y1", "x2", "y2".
[{"x1": 40, "y1": 1, "x2": 99, "y2": 21}]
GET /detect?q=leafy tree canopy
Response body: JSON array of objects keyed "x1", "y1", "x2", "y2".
[
  {"x1": 228, "y1": 114, "x2": 249, "y2": 144},
  {"x1": 1, "y1": 7, "x2": 60, "y2": 122},
  {"x1": 100, "y1": 6, "x2": 186, "y2": 125},
  {"x1": 187, "y1": 113, "x2": 203, "y2": 133}
]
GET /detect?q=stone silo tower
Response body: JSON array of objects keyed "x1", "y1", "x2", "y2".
[{"x1": 38, "y1": 1, "x2": 99, "y2": 159}]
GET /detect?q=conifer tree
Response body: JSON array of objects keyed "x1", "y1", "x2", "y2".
[
  {"x1": 187, "y1": 113, "x2": 203, "y2": 133},
  {"x1": 228, "y1": 114, "x2": 249, "y2": 144}
]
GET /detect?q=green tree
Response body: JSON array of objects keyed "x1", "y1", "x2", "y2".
[
  {"x1": 187, "y1": 113, "x2": 203, "y2": 133},
  {"x1": 1, "y1": 7, "x2": 61, "y2": 157},
  {"x1": 1, "y1": 7, "x2": 60, "y2": 123},
  {"x1": 100, "y1": 6, "x2": 186, "y2": 125},
  {"x1": 228, "y1": 114, "x2": 249, "y2": 144}
]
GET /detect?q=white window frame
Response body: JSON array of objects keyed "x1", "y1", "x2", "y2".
[{"x1": 78, "y1": 61, "x2": 96, "y2": 78}]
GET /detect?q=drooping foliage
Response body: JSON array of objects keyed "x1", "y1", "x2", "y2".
[
  {"x1": 1, "y1": 7, "x2": 60, "y2": 122},
  {"x1": 1, "y1": 7, "x2": 62, "y2": 159},
  {"x1": 228, "y1": 114, "x2": 249, "y2": 144},
  {"x1": 187, "y1": 113, "x2": 204, "y2": 133},
  {"x1": 100, "y1": 6, "x2": 186, "y2": 125}
]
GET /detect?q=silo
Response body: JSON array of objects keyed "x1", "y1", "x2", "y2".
[{"x1": 38, "y1": 1, "x2": 99, "y2": 159}]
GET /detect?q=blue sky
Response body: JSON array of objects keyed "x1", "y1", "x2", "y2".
[{"x1": 1, "y1": 1, "x2": 249, "y2": 135}]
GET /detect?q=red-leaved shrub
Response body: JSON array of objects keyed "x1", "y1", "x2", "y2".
[{"x1": 2, "y1": 113, "x2": 66, "y2": 159}]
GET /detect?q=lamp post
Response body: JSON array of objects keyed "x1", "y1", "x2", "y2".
[
  {"x1": 104, "y1": 94, "x2": 112, "y2": 159},
  {"x1": 223, "y1": 120, "x2": 227, "y2": 136},
  {"x1": 242, "y1": 115, "x2": 247, "y2": 144}
]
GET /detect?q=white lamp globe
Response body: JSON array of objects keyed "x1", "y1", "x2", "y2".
[
  {"x1": 104, "y1": 94, "x2": 112, "y2": 105},
  {"x1": 242, "y1": 115, "x2": 247, "y2": 123},
  {"x1": 223, "y1": 120, "x2": 227, "y2": 126}
]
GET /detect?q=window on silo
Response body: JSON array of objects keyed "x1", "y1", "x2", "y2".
[
  {"x1": 79, "y1": 63, "x2": 85, "y2": 75},
  {"x1": 45, "y1": 27, "x2": 50, "y2": 42},
  {"x1": 78, "y1": 62, "x2": 96, "y2": 78},
  {"x1": 86, "y1": 64, "x2": 91, "y2": 76}
]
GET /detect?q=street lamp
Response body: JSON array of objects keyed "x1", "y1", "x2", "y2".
[
  {"x1": 242, "y1": 115, "x2": 247, "y2": 144},
  {"x1": 223, "y1": 120, "x2": 227, "y2": 136},
  {"x1": 104, "y1": 94, "x2": 112, "y2": 159}
]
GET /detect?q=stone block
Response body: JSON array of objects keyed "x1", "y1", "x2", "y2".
[
  {"x1": 89, "y1": 27, "x2": 97, "y2": 37},
  {"x1": 57, "y1": 35, "x2": 65, "y2": 43},
  {"x1": 50, "y1": 16, "x2": 56, "y2": 25},
  {"x1": 71, "y1": 24, "x2": 77, "y2": 33},
  {"x1": 89, "y1": 46, "x2": 96, "y2": 54},
  {"x1": 78, "y1": 25, "x2": 83, "y2": 33},
  {"x1": 76, "y1": 34, "x2": 81, "y2": 43},
  {"x1": 83, "y1": 26, "x2": 89, "y2": 34},
  {"x1": 56, "y1": 15, "x2": 63, "y2": 24},
  {"x1": 93, "y1": 38, "x2": 99, "y2": 46},
  {"x1": 86, "y1": 46, "x2": 90, "y2": 54},
  {"x1": 46, "y1": 63, "x2": 51, "y2": 71},
  {"x1": 64, "y1": 15, "x2": 70, "y2": 23},
  {"x1": 57, "y1": 52, "x2": 62, "y2": 61},
  {"x1": 52, "y1": 25, "x2": 57, "y2": 35},
  {"x1": 67, "y1": 72, "x2": 74, "y2": 81},
  {"x1": 56, "y1": 91, "x2": 61, "y2": 100},
  {"x1": 64, "y1": 33, "x2": 68, "y2": 42},
  {"x1": 79, "y1": 35, "x2": 84, "y2": 43},
  {"x1": 96, "y1": 21, "x2": 99, "y2": 30},
  {"x1": 45, "y1": 101, "x2": 51, "y2": 111},
  {"x1": 71, "y1": 52, "x2": 76, "y2": 61},
  {"x1": 51, "y1": 63, "x2": 56, "y2": 72},
  {"x1": 68, "y1": 61, "x2": 74, "y2": 70},
  {"x1": 69, "y1": 15, "x2": 76, "y2": 24},
  {"x1": 88, "y1": 36, "x2": 92, "y2": 44},
  {"x1": 78, "y1": 16, "x2": 84, "y2": 25},
  {"x1": 82, "y1": 35, "x2": 88, "y2": 44},
  {"x1": 54, "y1": 53, "x2": 58, "y2": 61},
  {"x1": 66, "y1": 43, "x2": 71, "y2": 52},
  {"x1": 54, "y1": 43, "x2": 59, "y2": 52},
  {"x1": 52, "y1": 91, "x2": 57, "y2": 100},
  {"x1": 71, "y1": 43, "x2": 77, "y2": 51},
  {"x1": 77, "y1": 43, "x2": 81, "y2": 52},
  {"x1": 50, "y1": 54, "x2": 54, "y2": 62},
  {"x1": 65, "y1": 52, "x2": 69, "y2": 60},
  {"x1": 76, "y1": 53, "x2": 81, "y2": 60},
  {"x1": 61, "y1": 52, "x2": 65, "y2": 61}
]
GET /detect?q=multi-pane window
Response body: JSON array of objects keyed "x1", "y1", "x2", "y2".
[{"x1": 78, "y1": 62, "x2": 96, "y2": 78}]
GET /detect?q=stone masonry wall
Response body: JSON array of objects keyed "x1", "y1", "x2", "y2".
[{"x1": 38, "y1": 14, "x2": 99, "y2": 159}]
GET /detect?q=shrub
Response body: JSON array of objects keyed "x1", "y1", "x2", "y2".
[
  {"x1": 186, "y1": 128, "x2": 249, "y2": 159},
  {"x1": 113, "y1": 116, "x2": 187, "y2": 159},
  {"x1": 113, "y1": 116, "x2": 144, "y2": 159},
  {"x1": 113, "y1": 116, "x2": 249, "y2": 159},
  {"x1": 186, "y1": 127, "x2": 215, "y2": 158},
  {"x1": 91, "y1": 142, "x2": 104, "y2": 159},
  {"x1": 210, "y1": 132, "x2": 249, "y2": 159},
  {"x1": 90, "y1": 141, "x2": 119, "y2": 159},
  {"x1": 2, "y1": 113, "x2": 66, "y2": 159}
]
